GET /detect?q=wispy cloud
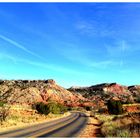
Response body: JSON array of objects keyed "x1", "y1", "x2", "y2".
[
  {"x1": 105, "y1": 40, "x2": 130, "y2": 56},
  {"x1": 0, "y1": 34, "x2": 42, "y2": 59},
  {"x1": 20, "y1": 59, "x2": 95, "y2": 76},
  {"x1": 0, "y1": 52, "x2": 93, "y2": 76},
  {"x1": 76, "y1": 21, "x2": 97, "y2": 36},
  {"x1": 87, "y1": 60, "x2": 114, "y2": 68},
  {"x1": 75, "y1": 20, "x2": 114, "y2": 37},
  {"x1": 0, "y1": 51, "x2": 17, "y2": 63},
  {"x1": 105, "y1": 40, "x2": 132, "y2": 67},
  {"x1": 55, "y1": 42, "x2": 116, "y2": 69}
]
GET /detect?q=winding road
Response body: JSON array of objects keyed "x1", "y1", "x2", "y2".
[{"x1": 0, "y1": 112, "x2": 88, "y2": 137}]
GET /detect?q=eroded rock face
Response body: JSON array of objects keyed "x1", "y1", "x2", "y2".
[
  {"x1": 0, "y1": 80, "x2": 86, "y2": 107},
  {"x1": 106, "y1": 84, "x2": 129, "y2": 94},
  {"x1": 128, "y1": 85, "x2": 140, "y2": 95},
  {"x1": 68, "y1": 83, "x2": 140, "y2": 106},
  {"x1": 1, "y1": 80, "x2": 140, "y2": 108},
  {"x1": 69, "y1": 83, "x2": 129, "y2": 96}
]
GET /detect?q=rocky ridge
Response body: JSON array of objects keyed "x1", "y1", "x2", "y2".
[
  {"x1": 0, "y1": 79, "x2": 87, "y2": 107},
  {"x1": 0, "y1": 80, "x2": 140, "y2": 108},
  {"x1": 68, "y1": 83, "x2": 140, "y2": 107}
]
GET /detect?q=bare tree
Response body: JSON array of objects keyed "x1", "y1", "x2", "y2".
[{"x1": 0, "y1": 88, "x2": 20, "y2": 124}]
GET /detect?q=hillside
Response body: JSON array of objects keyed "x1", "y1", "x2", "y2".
[
  {"x1": 68, "y1": 83, "x2": 140, "y2": 107},
  {"x1": 1, "y1": 80, "x2": 140, "y2": 108},
  {"x1": 0, "y1": 79, "x2": 86, "y2": 107}
]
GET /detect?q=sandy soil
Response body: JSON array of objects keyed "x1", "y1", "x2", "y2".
[{"x1": 78, "y1": 112, "x2": 103, "y2": 138}]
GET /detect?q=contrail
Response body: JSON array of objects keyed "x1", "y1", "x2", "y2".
[{"x1": 0, "y1": 34, "x2": 42, "y2": 59}]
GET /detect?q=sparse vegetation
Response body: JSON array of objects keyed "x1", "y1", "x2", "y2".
[
  {"x1": 98, "y1": 107, "x2": 108, "y2": 114},
  {"x1": 96, "y1": 112, "x2": 140, "y2": 137},
  {"x1": 0, "y1": 101, "x2": 6, "y2": 107},
  {"x1": 0, "y1": 80, "x2": 140, "y2": 137},
  {"x1": 107, "y1": 100, "x2": 123, "y2": 115},
  {"x1": 115, "y1": 129, "x2": 131, "y2": 137},
  {"x1": 35, "y1": 102, "x2": 67, "y2": 115},
  {"x1": 0, "y1": 103, "x2": 70, "y2": 132},
  {"x1": 0, "y1": 88, "x2": 21, "y2": 124},
  {"x1": 0, "y1": 105, "x2": 10, "y2": 124},
  {"x1": 84, "y1": 106, "x2": 92, "y2": 111},
  {"x1": 0, "y1": 101, "x2": 10, "y2": 124},
  {"x1": 35, "y1": 102, "x2": 50, "y2": 115},
  {"x1": 136, "y1": 95, "x2": 140, "y2": 103}
]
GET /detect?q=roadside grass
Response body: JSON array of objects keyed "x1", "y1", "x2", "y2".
[
  {"x1": 95, "y1": 114, "x2": 115, "y2": 122},
  {"x1": 95, "y1": 114, "x2": 118, "y2": 137},
  {"x1": 111, "y1": 129, "x2": 131, "y2": 137},
  {"x1": 0, "y1": 106, "x2": 70, "y2": 132},
  {"x1": 6, "y1": 112, "x2": 67, "y2": 124},
  {"x1": 95, "y1": 112, "x2": 140, "y2": 137}
]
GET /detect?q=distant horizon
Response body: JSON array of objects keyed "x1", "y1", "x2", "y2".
[{"x1": 0, "y1": 3, "x2": 140, "y2": 88}]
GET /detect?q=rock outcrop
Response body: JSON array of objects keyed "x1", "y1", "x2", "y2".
[
  {"x1": 0, "y1": 80, "x2": 86, "y2": 107},
  {"x1": 128, "y1": 85, "x2": 140, "y2": 95},
  {"x1": 68, "y1": 83, "x2": 140, "y2": 106},
  {"x1": 1, "y1": 80, "x2": 140, "y2": 108}
]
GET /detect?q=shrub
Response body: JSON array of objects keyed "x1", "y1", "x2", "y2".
[
  {"x1": 0, "y1": 104, "x2": 10, "y2": 124},
  {"x1": 98, "y1": 108, "x2": 108, "y2": 114},
  {"x1": 35, "y1": 102, "x2": 50, "y2": 115},
  {"x1": 67, "y1": 107, "x2": 72, "y2": 111},
  {"x1": 136, "y1": 95, "x2": 140, "y2": 103},
  {"x1": 84, "y1": 106, "x2": 92, "y2": 111},
  {"x1": 0, "y1": 101, "x2": 6, "y2": 107},
  {"x1": 107, "y1": 100, "x2": 123, "y2": 115},
  {"x1": 115, "y1": 129, "x2": 131, "y2": 137},
  {"x1": 47, "y1": 102, "x2": 61, "y2": 114},
  {"x1": 0, "y1": 102, "x2": 9, "y2": 123},
  {"x1": 35, "y1": 102, "x2": 67, "y2": 115},
  {"x1": 57, "y1": 103, "x2": 67, "y2": 113}
]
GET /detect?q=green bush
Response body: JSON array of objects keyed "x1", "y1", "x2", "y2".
[
  {"x1": 67, "y1": 107, "x2": 72, "y2": 111},
  {"x1": 107, "y1": 100, "x2": 123, "y2": 115},
  {"x1": 35, "y1": 102, "x2": 50, "y2": 115},
  {"x1": 0, "y1": 101, "x2": 6, "y2": 107},
  {"x1": 136, "y1": 95, "x2": 140, "y2": 103},
  {"x1": 35, "y1": 102, "x2": 67, "y2": 115},
  {"x1": 84, "y1": 106, "x2": 92, "y2": 111},
  {"x1": 98, "y1": 108, "x2": 108, "y2": 114},
  {"x1": 57, "y1": 103, "x2": 67, "y2": 113},
  {"x1": 47, "y1": 102, "x2": 61, "y2": 114}
]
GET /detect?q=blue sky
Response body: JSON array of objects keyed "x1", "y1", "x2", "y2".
[{"x1": 0, "y1": 3, "x2": 140, "y2": 87}]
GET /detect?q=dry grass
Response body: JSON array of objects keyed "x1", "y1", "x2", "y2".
[
  {"x1": 0, "y1": 107, "x2": 70, "y2": 132},
  {"x1": 96, "y1": 112, "x2": 140, "y2": 137}
]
